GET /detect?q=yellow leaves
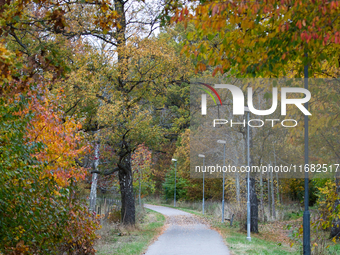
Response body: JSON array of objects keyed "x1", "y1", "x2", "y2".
[
  {"x1": 101, "y1": 4, "x2": 109, "y2": 13},
  {"x1": 177, "y1": 0, "x2": 340, "y2": 78},
  {"x1": 241, "y1": 19, "x2": 255, "y2": 30},
  {"x1": 0, "y1": 42, "x2": 16, "y2": 83},
  {"x1": 332, "y1": 236, "x2": 337, "y2": 244},
  {"x1": 26, "y1": 86, "x2": 88, "y2": 187}
]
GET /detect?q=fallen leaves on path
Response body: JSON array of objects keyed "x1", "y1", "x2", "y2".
[{"x1": 166, "y1": 215, "x2": 209, "y2": 226}]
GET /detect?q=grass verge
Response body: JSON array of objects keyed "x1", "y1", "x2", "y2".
[
  {"x1": 157, "y1": 204, "x2": 298, "y2": 254},
  {"x1": 210, "y1": 220, "x2": 298, "y2": 255},
  {"x1": 144, "y1": 200, "x2": 340, "y2": 254},
  {"x1": 95, "y1": 208, "x2": 165, "y2": 255}
]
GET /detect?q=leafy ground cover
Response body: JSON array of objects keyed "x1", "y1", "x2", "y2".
[{"x1": 95, "y1": 208, "x2": 165, "y2": 255}]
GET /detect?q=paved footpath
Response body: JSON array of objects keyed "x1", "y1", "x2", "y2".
[{"x1": 143, "y1": 204, "x2": 230, "y2": 255}]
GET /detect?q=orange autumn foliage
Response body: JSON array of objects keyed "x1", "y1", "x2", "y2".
[{"x1": 26, "y1": 85, "x2": 89, "y2": 186}]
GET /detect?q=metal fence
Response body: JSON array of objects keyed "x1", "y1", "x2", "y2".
[
  {"x1": 80, "y1": 193, "x2": 121, "y2": 216},
  {"x1": 94, "y1": 196, "x2": 121, "y2": 216}
]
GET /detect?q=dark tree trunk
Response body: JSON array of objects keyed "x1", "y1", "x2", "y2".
[
  {"x1": 330, "y1": 199, "x2": 340, "y2": 239},
  {"x1": 330, "y1": 176, "x2": 340, "y2": 239},
  {"x1": 249, "y1": 123, "x2": 258, "y2": 233},
  {"x1": 250, "y1": 177, "x2": 259, "y2": 233},
  {"x1": 118, "y1": 152, "x2": 135, "y2": 225},
  {"x1": 243, "y1": 124, "x2": 259, "y2": 233}
]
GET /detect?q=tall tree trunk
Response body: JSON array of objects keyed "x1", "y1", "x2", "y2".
[
  {"x1": 235, "y1": 155, "x2": 240, "y2": 205},
  {"x1": 118, "y1": 152, "x2": 135, "y2": 225},
  {"x1": 139, "y1": 166, "x2": 142, "y2": 208},
  {"x1": 330, "y1": 175, "x2": 340, "y2": 239},
  {"x1": 267, "y1": 168, "x2": 271, "y2": 218},
  {"x1": 115, "y1": 0, "x2": 135, "y2": 225},
  {"x1": 273, "y1": 143, "x2": 280, "y2": 204},
  {"x1": 90, "y1": 141, "x2": 100, "y2": 212},
  {"x1": 250, "y1": 177, "x2": 259, "y2": 233},
  {"x1": 249, "y1": 127, "x2": 258, "y2": 233},
  {"x1": 260, "y1": 172, "x2": 264, "y2": 222},
  {"x1": 276, "y1": 172, "x2": 280, "y2": 204},
  {"x1": 236, "y1": 172, "x2": 240, "y2": 205},
  {"x1": 271, "y1": 168, "x2": 276, "y2": 219}
]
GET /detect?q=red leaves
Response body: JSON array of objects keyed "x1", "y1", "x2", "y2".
[
  {"x1": 300, "y1": 32, "x2": 308, "y2": 42},
  {"x1": 178, "y1": 7, "x2": 189, "y2": 22},
  {"x1": 173, "y1": 0, "x2": 339, "y2": 78},
  {"x1": 197, "y1": 62, "x2": 206, "y2": 72},
  {"x1": 330, "y1": 1, "x2": 339, "y2": 9},
  {"x1": 212, "y1": 66, "x2": 223, "y2": 77},
  {"x1": 297, "y1": 20, "x2": 302, "y2": 29},
  {"x1": 212, "y1": 4, "x2": 219, "y2": 16},
  {"x1": 335, "y1": 32, "x2": 340, "y2": 44}
]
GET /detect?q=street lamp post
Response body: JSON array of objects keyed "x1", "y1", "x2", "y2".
[
  {"x1": 172, "y1": 158, "x2": 177, "y2": 207},
  {"x1": 303, "y1": 53, "x2": 311, "y2": 255},
  {"x1": 217, "y1": 140, "x2": 226, "y2": 223},
  {"x1": 245, "y1": 106, "x2": 251, "y2": 242},
  {"x1": 198, "y1": 154, "x2": 205, "y2": 214}
]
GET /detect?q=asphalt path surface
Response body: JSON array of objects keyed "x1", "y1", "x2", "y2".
[{"x1": 144, "y1": 204, "x2": 230, "y2": 255}]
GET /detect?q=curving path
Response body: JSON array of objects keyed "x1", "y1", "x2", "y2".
[{"x1": 143, "y1": 204, "x2": 230, "y2": 255}]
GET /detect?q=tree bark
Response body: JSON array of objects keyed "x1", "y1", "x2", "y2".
[
  {"x1": 139, "y1": 166, "x2": 142, "y2": 208},
  {"x1": 114, "y1": 0, "x2": 135, "y2": 225},
  {"x1": 235, "y1": 154, "x2": 240, "y2": 205},
  {"x1": 267, "y1": 168, "x2": 271, "y2": 218},
  {"x1": 271, "y1": 168, "x2": 276, "y2": 219},
  {"x1": 247, "y1": 122, "x2": 258, "y2": 233},
  {"x1": 250, "y1": 177, "x2": 259, "y2": 233},
  {"x1": 90, "y1": 141, "x2": 100, "y2": 212},
  {"x1": 236, "y1": 172, "x2": 240, "y2": 205},
  {"x1": 330, "y1": 175, "x2": 340, "y2": 239},
  {"x1": 273, "y1": 143, "x2": 280, "y2": 204},
  {"x1": 276, "y1": 172, "x2": 280, "y2": 204},
  {"x1": 118, "y1": 152, "x2": 135, "y2": 225},
  {"x1": 260, "y1": 172, "x2": 264, "y2": 222}
]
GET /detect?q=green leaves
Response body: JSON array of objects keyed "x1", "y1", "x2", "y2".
[{"x1": 162, "y1": 166, "x2": 189, "y2": 200}]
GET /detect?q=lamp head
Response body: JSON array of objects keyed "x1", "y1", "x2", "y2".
[{"x1": 217, "y1": 140, "x2": 226, "y2": 144}]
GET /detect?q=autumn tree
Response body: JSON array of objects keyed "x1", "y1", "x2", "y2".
[
  {"x1": 1, "y1": 0, "x2": 190, "y2": 225},
  {"x1": 162, "y1": 0, "x2": 339, "y2": 235},
  {"x1": 0, "y1": 80, "x2": 100, "y2": 253},
  {"x1": 92, "y1": 36, "x2": 191, "y2": 224},
  {"x1": 51, "y1": 25, "x2": 193, "y2": 226},
  {"x1": 0, "y1": 1, "x2": 106, "y2": 251},
  {"x1": 131, "y1": 144, "x2": 154, "y2": 207},
  {"x1": 165, "y1": 0, "x2": 339, "y2": 77}
]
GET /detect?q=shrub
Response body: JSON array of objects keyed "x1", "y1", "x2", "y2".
[
  {"x1": 106, "y1": 206, "x2": 122, "y2": 224},
  {"x1": 0, "y1": 89, "x2": 100, "y2": 254}
]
